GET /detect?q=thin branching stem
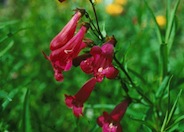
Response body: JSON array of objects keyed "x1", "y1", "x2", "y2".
[
  {"x1": 89, "y1": 0, "x2": 104, "y2": 41},
  {"x1": 114, "y1": 55, "x2": 134, "y2": 84},
  {"x1": 85, "y1": 12, "x2": 101, "y2": 39},
  {"x1": 114, "y1": 55, "x2": 153, "y2": 106},
  {"x1": 85, "y1": 12, "x2": 99, "y2": 35},
  {"x1": 90, "y1": 25, "x2": 101, "y2": 40}
]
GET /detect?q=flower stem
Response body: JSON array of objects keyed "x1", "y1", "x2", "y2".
[
  {"x1": 114, "y1": 55, "x2": 153, "y2": 106},
  {"x1": 85, "y1": 12, "x2": 101, "y2": 39},
  {"x1": 89, "y1": 0, "x2": 104, "y2": 41}
]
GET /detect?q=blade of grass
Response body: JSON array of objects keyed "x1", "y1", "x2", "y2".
[
  {"x1": 143, "y1": 0, "x2": 162, "y2": 44},
  {"x1": 0, "y1": 91, "x2": 12, "y2": 102},
  {"x1": 166, "y1": 89, "x2": 182, "y2": 125},
  {"x1": 160, "y1": 43, "x2": 168, "y2": 79},
  {"x1": 130, "y1": 117, "x2": 156, "y2": 131},
  {"x1": 160, "y1": 89, "x2": 182, "y2": 131},
  {"x1": 156, "y1": 75, "x2": 172, "y2": 99},
  {"x1": 0, "y1": 20, "x2": 19, "y2": 29},
  {"x1": 22, "y1": 88, "x2": 32, "y2": 132},
  {"x1": 0, "y1": 40, "x2": 14, "y2": 57},
  {"x1": 161, "y1": 111, "x2": 169, "y2": 132},
  {"x1": 167, "y1": 22, "x2": 176, "y2": 53},
  {"x1": 165, "y1": 0, "x2": 180, "y2": 44},
  {"x1": 165, "y1": 115, "x2": 184, "y2": 131},
  {"x1": 2, "y1": 89, "x2": 19, "y2": 110}
]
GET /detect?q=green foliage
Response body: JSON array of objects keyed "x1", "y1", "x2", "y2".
[{"x1": 0, "y1": 0, "x2": 184, "y2": 131}]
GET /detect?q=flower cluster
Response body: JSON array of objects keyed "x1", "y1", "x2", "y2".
[{"x1": 44, "y1": 7, "x2": 131, "y2": 132}]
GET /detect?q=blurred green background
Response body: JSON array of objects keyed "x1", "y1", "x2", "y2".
[{"x1": 0, "y1": 0, "x2": 184, "y2": 131}]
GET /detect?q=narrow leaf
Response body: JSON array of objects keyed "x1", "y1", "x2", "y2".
[
  {"x1": 22, "y1": 88, "x2": 32, "y2": 132},
  {"x1": 165, "y1": 115, "x2": 184, "y2": 131},
  {"x1": 160, "y1": 44, "x2": 168, "y2": 79},
  {"x1": 130, "y1": 116, "x2": 156, "y2": 131},
  {"x1": 165, "y1": 0, "x2": 180, "y2": 44},
  {"x1": 161, "y1": 89, "x2": 182, "y2": 131},
  {"x1": 143, "y1": 0, "x2": 162, "y2": 44},
  {"x1": 0, "y1": 40, "x2": 14, "y2": 57},
  {"x1": 156, "y1": 75, "x2": 172, "y2": 98},
  {"x1": 0, "y1": 90, "x2": 12, "y2": 101},
  {"x1": 166, "y1": 89, "x2": 182, "y2": 125},
  {"x1": 161, "y1": 111, "x2": 169, "y2": 132}
]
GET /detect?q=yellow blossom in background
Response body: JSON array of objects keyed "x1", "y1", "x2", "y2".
[
  {"x1": 106, "y1": 3, "x2": 124, "y2": 16},
  {"x1": 95, "y1": 0, "x2": 102, "y2": 4},
  {"x1": 156, "y1": 15, "x2": 166, "y2": 27},
  {"x1": 115, "y1": 0, "x2": 127, "y2": 6}
]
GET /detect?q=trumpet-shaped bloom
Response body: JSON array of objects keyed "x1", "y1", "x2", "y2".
[
  {"x1": 50, "y1": 9, "x2": 85, "y2": 51},
  {"x1": 65, "y1": 78, "x2": 97, "y2": 117},
  {"x1": 97, "y1": 99, "x2": 131, "y2": 132},
  {"x1": 48, "y1": 23, "x2": 90, "y2": 81},
  {"x1": 80, "y1": 37, "x2": 119, "y2": 82}
]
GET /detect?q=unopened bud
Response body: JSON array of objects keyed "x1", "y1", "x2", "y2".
[{"x1": 105, "y1": 36, "x2": 117, "y2": 46}]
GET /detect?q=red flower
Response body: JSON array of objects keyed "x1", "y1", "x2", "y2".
[
  {"x1": 50, "y1": 9, "x2": 85, "y2": 51},
  {"x1": 47, "y1": 23, "x2": 90, "y2": 82},
  {"x1": 65, "y1": 78, "x2": 97, "y2": 117},
  {"x1": 97, "y1": 99, "x2": 131, "y2": 132},
  {"x1": 80, "y1": 37, "x2": 119, "y2": 82}
]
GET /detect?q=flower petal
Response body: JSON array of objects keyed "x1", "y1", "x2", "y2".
[
  {"x1": 50, "y1": 10, "x2": 84, "y2": 50},
  {"x1": 90, "y1": 46, "x2": 102, "y2": 55},
  {"x1": 103, "y1": 66, "x2": 119, "y2": 79},
  {"x1": 80, "y1": 57, "x2": 94, "y2": 74},
  {"x1": 65, "y1": 95, "x2": 75, "y2": 108},
  {"x1": 73, "y1": 105, "x2": 83, "y2": 117}
]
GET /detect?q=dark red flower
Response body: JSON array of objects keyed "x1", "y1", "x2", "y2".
[
  {"x1": 97, "y1": 99, "x2": 131, "y2": 132},
  {"x1": 65, "y1": 78, "x2": 97, "y2": 117},
  {"x1": 50, "y1": 9, "x2": 85, "y2": 51},
  {"x1": 80, "y1": 37, "x2": 119, "y2": 82}
]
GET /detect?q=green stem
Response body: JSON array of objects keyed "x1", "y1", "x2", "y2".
[
  {"x1": 85, "y1": 12, "x2": 102, "y2": 40},
  {"x1": 89, "y1": 0, "x2": 104, "y2": 41},
  {"x1": 114, "y1": 55, "x2": 153, "y2": 106},
  {"x1": 160, "y1": 43, "x2": 168, "y2": 79}
]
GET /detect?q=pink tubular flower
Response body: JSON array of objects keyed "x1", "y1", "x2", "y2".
[
  {"x1": 48, "y1": 23, "x2": 90, "y2": 82},
  {"x1": 97, "y1": 99, "x2": 131, "y2": 132},
  {"x1": 65, "y1": 78, "x2": 97, "y2": 117},
  {"x1": 50, "y1": 9, "x2": 85, "y2": 51},
  {"x1": 80, "y1": 36, "x2": 119, "y2": 82}
]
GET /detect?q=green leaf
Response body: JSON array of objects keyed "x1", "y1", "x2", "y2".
[
  {"x1": 0, "y1": 90, "x2": 12, "y2": 101},
  {"x1": 22, "y1": 88, "x2": 32, "y2": 132},
  {"x1": 2, "y1": 89, "x2": 18, "y2": 110},
  {"x1": 85, "y1": 104, "x2": 115, "y2": 109},
  {"x1": 160, "y1": 89, "x2": 182, "y2": 131},
  {"x1": 143, "y1": 0, "x2": 162, "y2": 44},
  {"x1": 161, "y1": 111, "x2": 169, "y2": 132},
  {"x1": 165, "y1": 0, "x2": 180, "y2": 44},
  {"x1": 130, "y1": 116, "x2": 156, "y2": 131},
  {"x1": 166, "y1": 89, "x2": 182, "y2": 125},
  {"x1": 160, "y1": 44, "x2": 169, "y2": 79},
  {"x1": 0, "y1": 20, "x2": 19, "y2": 29},
  {"x1": 0, "y1": 40, "x2": 14, "y2": 57},
  {"x1": 101, "y1": 23, "x2": 106, "y2": 37},
  {"x1": 156, "y1": 75, "x2": 173, "y2": 99},
  {"x1": 165, "y1": 115, "x2": 184, "y2": 131}
]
